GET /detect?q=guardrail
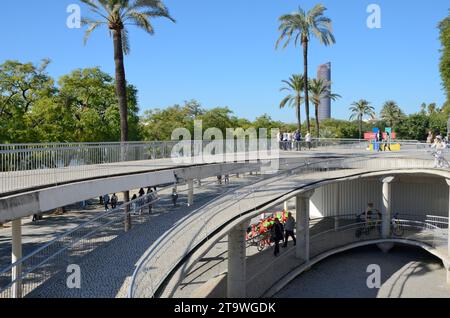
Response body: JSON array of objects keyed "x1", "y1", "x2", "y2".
[
  {"x1": 128, "y1": 155, "x2": 442, "y2": 298},
  {"x1": 0, "y1": 139, "x2": 424, "y2": 195}
]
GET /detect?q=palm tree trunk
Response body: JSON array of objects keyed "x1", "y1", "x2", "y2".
[
  {"x1": 296, "y1": 96, "x2": 302, "y2": 132},
  {"x1": 113, "y1": 29, "x2": 131, "y2": 231},
  {"x1": 359, "y1": 115, "x2": 362, "y2": 139},
  {"x1": 302, "y1": 39, "x2": 311, "y2": 133},
  {"x1": 315, "y1": 102, "x2": 320, "y2": 138},
  {"x1": 113, "y1": 29, "x2": 129, "y2": 143}
]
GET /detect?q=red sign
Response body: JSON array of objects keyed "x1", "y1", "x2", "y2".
[{"x1": 364, "y1": 132, "x2": 396, "y2": 140}]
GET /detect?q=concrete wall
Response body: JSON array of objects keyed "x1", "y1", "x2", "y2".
[{"x1": 310, "y1": 177, "x2": 448, "y2": 218}]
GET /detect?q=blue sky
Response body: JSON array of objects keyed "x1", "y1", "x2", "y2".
[{"x1": 0, "y1": 0, "x2": 448, "y2": 122}]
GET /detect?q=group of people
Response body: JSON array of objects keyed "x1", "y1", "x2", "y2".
[
  {"x1": 100, "y1": 187, "x2": 158, "y2": 215},
  {"x1": 101, "y1": 193, "x2": 119, "y2": 211},
  {"x1": 217, "y1": 175, "x2": 230, "y2": 185},
  {"x1": 374, "y1": 130, "x2": 392, "y2": 152},
  {"x1": 131, "y1": 187, "x2": 158, "y2": 215},
  {"x1": 247, "y1": 211, "x2": 297, "y2": 257},
  {"x1": 278, "y1": 130, "x2": 312, "y2": 151}
]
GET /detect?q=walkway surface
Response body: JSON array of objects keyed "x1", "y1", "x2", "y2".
[
  {"x1": 19, "y1": 174, "x2": 262, "y2": 298},
  {"x1": 0, "y1": 146, "x2": 426, "y2": 196},
  {"x1": 274, "y1": 245, "x2": 450, "y2": 298}
]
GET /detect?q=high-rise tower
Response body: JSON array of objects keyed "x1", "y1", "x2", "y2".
[{"x1": 317, "y1": 62, "x2": 332, "y2": 121}]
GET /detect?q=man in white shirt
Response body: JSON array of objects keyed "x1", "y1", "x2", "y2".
[{"x1": 305, "y1": 132, "x2": 312, "y2": 150}]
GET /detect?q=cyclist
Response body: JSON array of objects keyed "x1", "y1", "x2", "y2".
[{"x1": 364, "y1": 203, "x2": 380, "y2": 229}]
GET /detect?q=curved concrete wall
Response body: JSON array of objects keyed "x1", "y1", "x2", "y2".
[{"x1": 310, "y1": 177, "x2": 448, "y2": 218}]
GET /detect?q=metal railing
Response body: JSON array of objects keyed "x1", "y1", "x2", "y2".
[{"x1": 0, "y1": 139, "x2": 426, "y2": 195}]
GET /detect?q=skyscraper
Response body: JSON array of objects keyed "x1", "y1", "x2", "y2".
[{"x1": 317, "y1": 62, "x2": 331, "y2": 121}]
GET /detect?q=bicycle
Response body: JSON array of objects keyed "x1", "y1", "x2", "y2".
[
  {"x1": 391, "y1": 213, "x2": 404, "y2": 237},
  {"x1": 431, "y1": 151, "x2": 450, "y2": 168},
  {"x1": 355, "y1": 212, "x2": 381, "y2": 238}
]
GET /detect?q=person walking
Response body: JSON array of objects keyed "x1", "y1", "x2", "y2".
[
  {"x1": 282, "y1": 212, "x2": 296, "y2": 247},
  {"x1": 286, "y1": 132, "x2": 293, "y2": 150},
  {"x1": 270, "y1": 218, "x2": 284, "y2": 257},
  {"x1": 426, "y1": 131, "x2": 433, "y2": 146},
  {"x1": 224, "y1": 174, "x2": 230, "y2": 184},
  {"x1": 138, "y1": 188, "x2": 145, "y2": 197},
  {"x1": 294, "y1": 129, "x2": 302, "y2": 151},
  {"x1": 431, "y1": 136, "x2": 446, "y2": 168},
  {"x1": 278, "y1": 131, "x2": 284, "y2": 151},
  {"x1": 305, "y1": 132, "x2": 312, "y2": 150},
  {"x1": 384, "y1": 132, "x2": 392, "y2": 151},
  {"x1": 131, "y1": 194, "x2": 138, "y2": 215},
  {"x1": 376, "y1": 130, "x2": 383, "y2": 152},
  {"x1": 111, "y1": 193, "x2": 118, "y2": 209},
  {"x1": 172, "y1": 188, "x2": 179, "y2": 207},
  {"x1": 103, "y1": 194, "x2": 110, "y2": 211}
]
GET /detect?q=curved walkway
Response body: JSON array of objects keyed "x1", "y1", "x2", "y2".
[
  {"x1": 130, "y1": 155, "x2": 449, "y2": 298},
  {"x1": 275, "y1": 245, "x2": 450, "y2": 298}
]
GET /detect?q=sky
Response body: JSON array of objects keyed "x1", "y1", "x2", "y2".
[{"x1": 0, "y1": 0, "x2": 448, "y2": 123}]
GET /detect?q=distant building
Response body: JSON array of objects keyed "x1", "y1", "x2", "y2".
[{"x1": 317, "y1": 62, "x2": 331, "y2": 121}]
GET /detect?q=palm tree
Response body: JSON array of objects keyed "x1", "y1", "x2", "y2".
[
  {"x1": 309, "y1": 78, "x2": 341, "y2": 137},
  {"x1": 81, "y1": 0, "x2": 175, "y2": 143},
  {"x1": 81, "y1": 0, "x2": 174, "y2": 231},
  {"x1": 276, "y1": 4, "x2": 336, "y2": 133},
  {"x1": 279, "y1": 74, "x2": 305, "y2": 131},
  {"x1": 380, "y1": 100, "x2": 404, "y2": 130},
  {"x1": 349, "y1": 100, "x2": 376, "y2": 139}
]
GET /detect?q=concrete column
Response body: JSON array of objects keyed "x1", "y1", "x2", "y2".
[
  {"x1": 124, "y1": 190, "x2": 131, "y2": 232},
  {"x1": 446, "y1": 180, "x2": 450, "y2": 285},
  {"x1": 227, "y1": 222, "x2": 248, "y2": 298},
  {"x1": 187, "y1": 179, "x2": 194, "y2": 206},
  {"x1": 295, "y1": 190, "x2": 315, "y2": 261},
  {"x1": 381, "y1": 177, "x2": 395, "y2": 239},
  {"x1": 11, "y1": 218, "x2": 22, "y2": 298}
]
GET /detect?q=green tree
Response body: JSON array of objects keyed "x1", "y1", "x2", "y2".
[
  {"x1": 380, "y1": 100, "x2": 404, "y2": 131},
  {"x1": 276, "y1": 4, "x2": 335, "y2": 133},
  {"x1": 308, "y1": 78, "x2": 341, "y2": 137},
  {"x1": 439, "y1": 11, "x2": 450, "y2": 103},
  {"x1": 397, "y1": 113, "x2": 429, "y2": 141},
  {"x1": 349, "y1": 99, "x2": 375, "y2": 139},
  {"x1": 58, "y1": 67, "x2": 140, "y2": 142},
  {"x1": 0, "y1": 59, "x2": 55, "y2": 143},
  {"x1": 200, "y1": 107, "x2": 237, "y2": 134},
  {"x1": 141, "y1": 105, "x2": 192, "y2": 141},
  {"x1": 81, "y1": 0, "x2": 175, "y2": 143},
  {"x1": 279, "y1": 74, "x2": 305, "y2": 131}
]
